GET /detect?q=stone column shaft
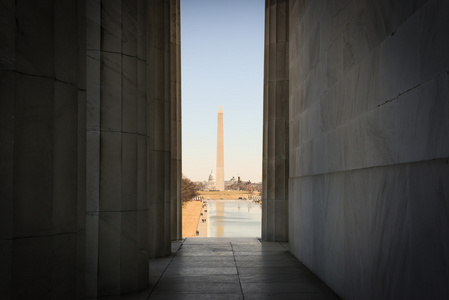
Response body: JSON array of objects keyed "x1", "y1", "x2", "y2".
[
  {"x1": 170, "y1": 0, "x2": 182, "y2": 240},
  {"x1": 262, "y1": 0, "x2": 289, "y2": 242},
  {"x1": 0, "y1": 0, "x2": 181, "y2": 297},
  {"x1": 84, "y1": 0, "x2": 150, "y2": 296},
  {"x1": 147, "y1": 0, "x2": 181, "y2": 257},
  {"x1": 0, "y1": 0, "x2": 84, "y2": 298}
]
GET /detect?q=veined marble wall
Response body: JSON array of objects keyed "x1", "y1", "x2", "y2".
[
  {"x1": 0, "y1": 0, "x2": 181, "y2": 298},
  {"x1": 288, "y1": 0, "x2": 449, "y2": 299}
]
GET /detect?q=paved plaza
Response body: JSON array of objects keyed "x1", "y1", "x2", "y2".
[{"x1": 146, "y1": 238, "x2": 341, "y2": 299}]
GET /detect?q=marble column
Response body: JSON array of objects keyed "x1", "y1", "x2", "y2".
[
  {"x1": 170, "y1": 0, "x2": 182, "y2": 241},
  {"x1": 0, "y1": 1, "x2": 84, "y2": 298},
  {"x1": 0, "y1": 0, "x2": 181, "y2": 297},
  {"x1": 262, "y1": 0, "x2": 289, "y2": 242},
  {"x1": 216, "y1": 106, "x2": 225, "y2": 191},
  {"x1": 147, "y1": 0, "x2": 178, "y2": 258},
  {"x1": 84, "y1": 0, "x2": 150, "y2": 296}
]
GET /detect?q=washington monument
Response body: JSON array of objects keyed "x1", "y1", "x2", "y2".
[{"x1": 216, "y1": 106, "x2": 224, "y2": 190}]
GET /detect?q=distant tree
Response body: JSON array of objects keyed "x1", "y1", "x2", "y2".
[
  {"x1": 182, "y1": 175, "x2": 199, "y2": 203},
  {"x1": 195, "y1": 181, "x2": 206, "y2": 191},
  {"x1": 227, "y1": 180, "x2": 255, "y2": 193},
  {"x1": 246, "y1": 183, "x2": 254, "y2": 194}
]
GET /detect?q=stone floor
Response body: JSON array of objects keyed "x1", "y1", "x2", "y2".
[{"x1": 145, "y1": 237, "x2": 341, "y2": 300}]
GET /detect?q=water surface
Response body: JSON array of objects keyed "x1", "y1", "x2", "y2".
[{"x1": 208, "y1": 200, "x2": 261, "y2": 237}]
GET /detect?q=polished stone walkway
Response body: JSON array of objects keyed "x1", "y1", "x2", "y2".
[{"x1": 147, "y1": 238, "x2": 341, "y2": 300}]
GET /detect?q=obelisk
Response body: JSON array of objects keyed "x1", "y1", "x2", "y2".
[{"x1": 216, "y1": 106, "x2": 224, "y2": 191}]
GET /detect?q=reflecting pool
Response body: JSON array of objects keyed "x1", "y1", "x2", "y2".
[{"x1": 207, "y1": 200, "x2": 261, "y2": 237}]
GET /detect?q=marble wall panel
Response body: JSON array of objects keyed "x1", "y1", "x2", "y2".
[
  {"x1": 303, "y1": 60, "x2": 327, "y2": 112},
  {"x1": 365, "y1": 101, "x2": 398, "y2": 167},
  {"x1": 398, "y1": 73, "x2": 449, "y2": 163},
  {"x1": 354, "y1": 47, "x2": 380, "y2": 111},
  {"x1": 325, "y1": 34, "x2": 343, "y2": 89},
  {"x1": 322, "y1": 173, "x2": 345, "y2": 298},
  {"x1": 319, "y1": 82, "x2": 343, "y2": 132},
  {"x1": 341, "y1": 9, "x2": 373, "y2": 73},
  {"x1": 343, "y1": 118, "x2": 366, "y2": 170},
  {"x1": 375, "y1": 0, "x2": 427, "y2": 38},
  {"x1": 310, "y1": 175, "x2": 325, "y2": 276},
  {"x1": 325, "y1": 129, "x2": 345, "y2": 173},
  {"x1": 273, "y1": 198, "x2": 288, "y2": 240},
  {"x1": 295, "y1": 176, "x2": 314, "y2": 262},
  {"x1": 419, "y1": 0, "x2": 449, "y2": 82},
  {"x1": 379, "y1": 9, "x2": 420, "y2": 102},
  {"x1": 287, "y1": 1, "x2": 449, "y2": 299},
  {"x1": 366, "y1": 165, "x2": 412, "y2": 300},
  {"x1": 287, "y1": 179, "x2": 296, "y2": 248},
  {"x1": 343, "y1": 170, "x2": 373, "y2": 299},
  {"x1": 311, "y1": 136, "x2": 326, "y2": 174},
  {"x1": 298, "y1": 140, "x2": 311, "y2": 176},
  {"x1": 406, "y1": 160, "x2": 449, "y2": 299}
]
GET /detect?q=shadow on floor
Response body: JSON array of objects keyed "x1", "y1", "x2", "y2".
[{"x1": 146, "y1": 237, "x2": 341, "y2": 300}]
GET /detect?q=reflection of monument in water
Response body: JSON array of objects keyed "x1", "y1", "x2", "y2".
[{"x1": 216, "y1": 202, "x2": 224, "y2": 237}]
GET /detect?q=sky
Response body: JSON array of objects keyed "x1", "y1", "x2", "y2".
[{"x1": 181, "y1": 0, "x2": 265, "y2": 183}]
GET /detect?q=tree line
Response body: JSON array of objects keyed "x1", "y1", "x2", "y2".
[{"x1": 181, "y1": 175, "x2": 200, "y2": 203}]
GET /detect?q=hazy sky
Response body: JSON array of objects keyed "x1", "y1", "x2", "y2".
[{"x1": 181, "y1": 0, "x2": 265, "y2": 183}]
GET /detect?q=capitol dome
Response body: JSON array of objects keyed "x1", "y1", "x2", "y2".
[{"x1": 208, "y1": 170, "x2": 216, "y2": 182}]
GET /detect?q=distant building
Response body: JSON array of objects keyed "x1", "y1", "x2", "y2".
[
  {"x1": 205, "y1": 170, "x2": 216, "y2": 190},
  {"x1": 225, "y1": 176, "x2": 237, "y2": 187}
]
